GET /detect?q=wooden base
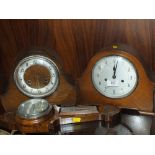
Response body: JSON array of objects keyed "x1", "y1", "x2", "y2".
[{"x1": 0, "y1": 106, "x2": 101, "y2": 134}]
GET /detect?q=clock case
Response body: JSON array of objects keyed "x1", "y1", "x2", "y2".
[
  {"x1": 77, "y1": 44, "x2": 155, "y2": 112},
  {"x1": 0, "y1": 48, "x2": 76, "y2": 113}
]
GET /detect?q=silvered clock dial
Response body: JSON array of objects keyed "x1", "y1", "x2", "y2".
[
  {"x1": 14, "y1": 55, "x2": 59, "y2": 98},
  {"x1": 92, "y1": 55, "x2": 138, "y2": 98}
]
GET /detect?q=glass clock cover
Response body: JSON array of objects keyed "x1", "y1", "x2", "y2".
[{"x1": 92, "y1": 55, "x2": 138, "y2": 98}]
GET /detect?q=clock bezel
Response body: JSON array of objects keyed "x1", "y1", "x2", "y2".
[
  {"x1": 92, "y1": 54, "x2": 139, "y2": 99},
  {"x1": 14, "y1": 55, "x2": 59, "y2": 98}
]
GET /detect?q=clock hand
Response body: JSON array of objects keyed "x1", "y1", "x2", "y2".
[
  {"x1": 115, "y1": 61, "x2": 118, "y2": 71},
  {"x1": 112, "y1": 61, "x2": 118, "y2": 79}
]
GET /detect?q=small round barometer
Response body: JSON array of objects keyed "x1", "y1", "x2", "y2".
[{"x1": 17, "y1": 99, "x2": 52, "y2": 119}]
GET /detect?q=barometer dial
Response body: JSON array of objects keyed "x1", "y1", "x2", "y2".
[
  {"x1": 14, "y1": 55, "x2": 59, "y2": 98},
  {"x1": 92, "y1": 55, "x2": 138, "y2": 98},
  {"x1": 17, "y1": 99, "x2": 52, "y2": 119}
]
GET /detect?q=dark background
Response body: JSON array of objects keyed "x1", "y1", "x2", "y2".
[{"x1": 0, "y1": 19, "x2": 154, "y2": 82}]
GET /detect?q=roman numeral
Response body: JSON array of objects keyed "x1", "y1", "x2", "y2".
[
  {"x1": 113, "y1": 89, "x2": 115, "y2": 94},
  {"x1": 99, "y1": 81, "x2": 101, "y2": 85}
]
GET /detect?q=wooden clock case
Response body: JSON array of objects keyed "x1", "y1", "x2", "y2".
[
  {"x1": 0, "y1": 47, "x2": 76, "y2": 113},
  {"x1": 77, "y1": 44, "x2": 155, "y2": 112}
]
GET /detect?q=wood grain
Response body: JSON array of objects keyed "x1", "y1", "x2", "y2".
[
  {"x1": 0, "y1": 20, "x2": 155, "y2": 82},
  {"x1": 15, "y1": 109, "x2": 57, "y2": 134}
]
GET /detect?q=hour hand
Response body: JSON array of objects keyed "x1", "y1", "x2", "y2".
[
  {"x1": 112, "y1": 61, "x2": 118, "y2": 79},
  {"x1": 113, "y1": 65, "x2": 116, "y2": 72}
]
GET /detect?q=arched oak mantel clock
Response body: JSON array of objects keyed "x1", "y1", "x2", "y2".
[
  {"x1": 1, "y1": 48, "x2": 76, "y2": 112},
  {"x1": 78, "y1": 44, "x2": 155, "y2": 112}
]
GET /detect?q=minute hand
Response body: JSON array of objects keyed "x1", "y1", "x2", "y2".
[{"x1": 112, "y1": 61, "x2": 118, "y2": 79}]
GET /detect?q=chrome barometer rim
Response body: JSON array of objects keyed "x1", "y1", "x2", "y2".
[{"x1": 16, "y1": 99, "x2": 53, "y2": 119}]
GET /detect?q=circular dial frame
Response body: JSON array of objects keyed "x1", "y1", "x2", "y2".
[
  {"x1": 17, "y1": 99, "x2": 52, "y2": 119},
  {"x1": 92, "y1": 55, "x2": 138, "y2": 98},
  {"x1": 14, "y1": 55, "x2": 59, "y2": 98}
]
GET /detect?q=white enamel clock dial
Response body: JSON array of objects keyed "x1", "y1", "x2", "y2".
[
  {"x1": 92, "y1": 55, "x2": 138, "y2": 98},
  {"x1": 14, "y1": 55, "x2": 59, "y2": 98}
]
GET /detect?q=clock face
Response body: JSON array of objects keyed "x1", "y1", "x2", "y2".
[
  {"x1": 14, "y1": 55, "x2": 59, "y2": 98},
  {"x1": 92, "y1": 55, "x2": 138, "y2": 98}
]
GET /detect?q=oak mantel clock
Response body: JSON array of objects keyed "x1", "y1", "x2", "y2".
[
  {"x1": 78, "y1": 44, "x2": 155, "y2": 112},
  {"x1": 1, "y1": 48, "x2": 76, "y2": 112}
]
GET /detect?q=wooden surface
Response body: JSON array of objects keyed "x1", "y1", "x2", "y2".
[
  {"x1": 0, "y1": 19, "x2": 155, "y2": 83},
  {"x1": 0, "y1": 108, "x2": 152, "y2": 134},
  {"x1": 0, "y1": 107, "x2": 99, "y2": 134},
  {"x1": 78, "y1": 45, "x2": 154, "y2": 111},
  {"x1": 24, "y1": 65, "x2": 51, "y2": 88}
]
